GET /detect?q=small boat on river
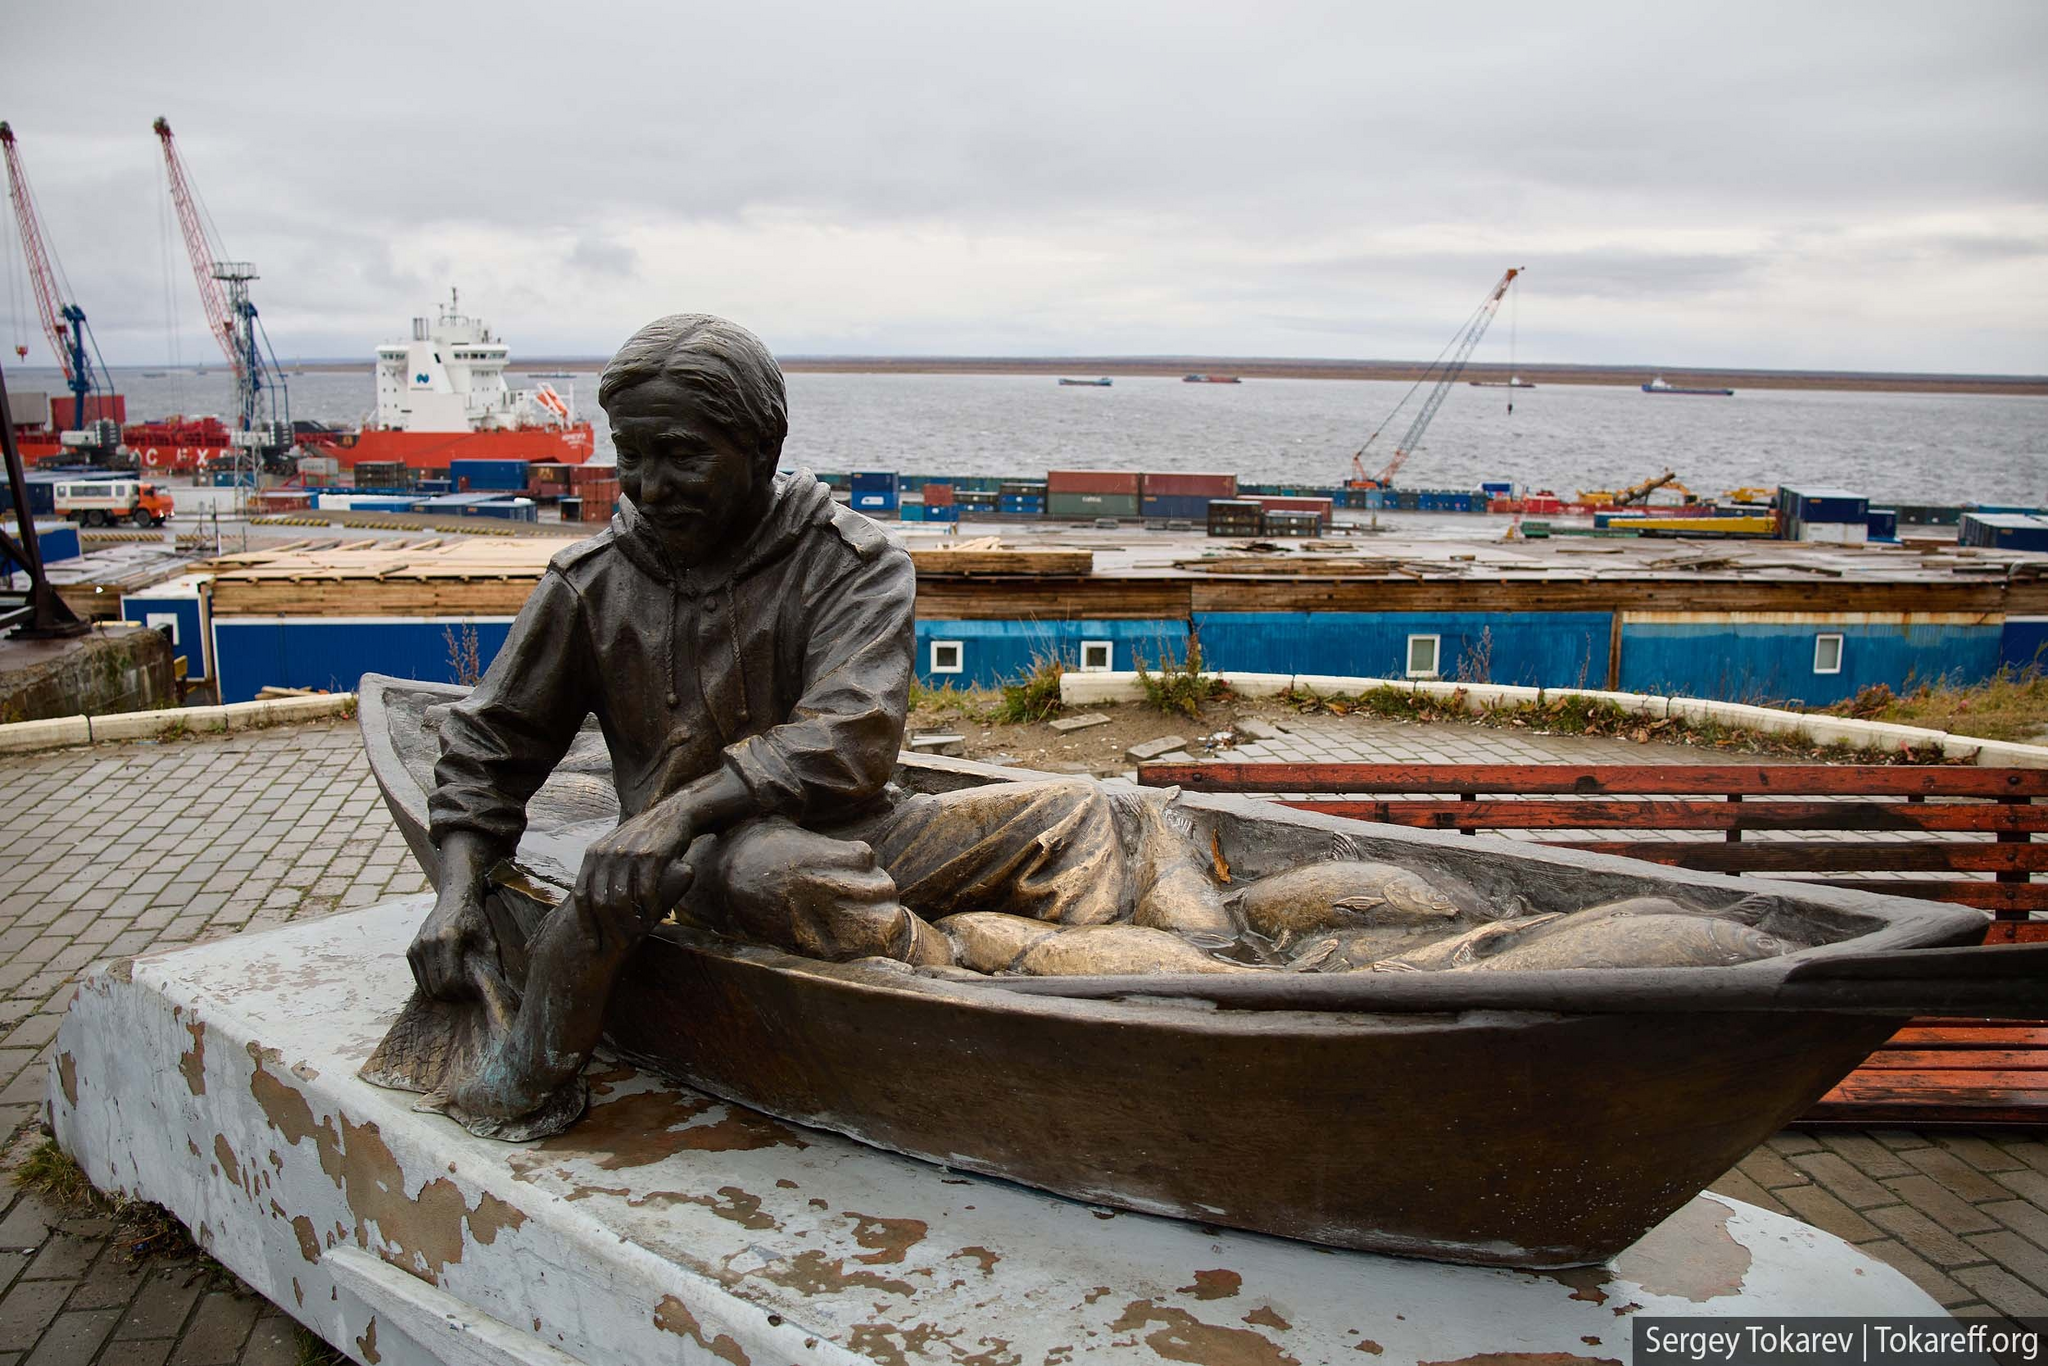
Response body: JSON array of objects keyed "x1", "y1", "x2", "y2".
[
  {"x1": 1643, "y1": 375, "x2": 1735, "y2": 396},
  {"x1": 360, "y1": 674, "x2": 2039, "y2": 1269},
  {"x1": 1056, "y1": 377, "x2": 1113, "y2": 387}
]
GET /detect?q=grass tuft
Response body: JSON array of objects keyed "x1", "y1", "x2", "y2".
[
  {"x1": 14, "y1": 1139, "x2": 202, "y2": 1263},
  {"x1": 1135, "y1": 637, "x2": 1222, "y2": 719},
  {"x1": 1820, "y1": 667, "x2": 2048, "y2": 744},
  {"x1": 989, "y1": 655, "x2": 1066, "y2": 725}
]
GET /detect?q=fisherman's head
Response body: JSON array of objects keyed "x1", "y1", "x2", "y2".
[{"x1": 600, "y1": 313, "x2": 788, "y2": 562}]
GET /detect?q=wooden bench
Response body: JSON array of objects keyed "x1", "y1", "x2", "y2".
[{"x1": 1137, "y1": 761, "x2": 2048, "y2": 1126}]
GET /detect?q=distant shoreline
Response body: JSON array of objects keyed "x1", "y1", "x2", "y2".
[{"x1": 108, "y1": 357, "x2": 2047, "y2": 396}]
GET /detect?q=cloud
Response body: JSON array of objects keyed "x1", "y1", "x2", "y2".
[{"x1": 1, "y1": 0, "x2": 2042, "y2": 371}]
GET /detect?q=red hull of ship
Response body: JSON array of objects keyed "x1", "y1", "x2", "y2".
[{"x1": 305, "y1": 423, "x2": 596, "y2": 470}]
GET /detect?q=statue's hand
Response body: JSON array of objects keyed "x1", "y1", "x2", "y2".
[
  {"x1": 577, "y1": 798, "x2": 698, "y2": 924},
  {"x1": 409, "y1": 878, "x2": 497, "y2": 1003}
]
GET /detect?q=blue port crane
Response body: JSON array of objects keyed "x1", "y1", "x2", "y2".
[
  {"x1": 1, "y1": 121, "x2": 112, "y2": 434},
  {"x1": 1348, "y1": 267, "x2": 1522, "y2": 490},
  {"x1": 152, "y1": 117, "x2": 291, "y2": 459}
]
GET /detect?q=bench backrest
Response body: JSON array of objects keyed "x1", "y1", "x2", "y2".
[{"x1": 1136, "y1": 762, "x2": 2047, "y2": 923}]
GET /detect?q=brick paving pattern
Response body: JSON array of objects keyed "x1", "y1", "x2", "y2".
[{"x1": 0, "y1": 717, "x2": 2040, "y2": 1362}]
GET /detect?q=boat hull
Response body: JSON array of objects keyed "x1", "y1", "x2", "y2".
[
  {"x1": 358, "y1": 675, "x2": 1994, "y2": 1267},
  {"x1": 304, "y1": 422, "x2": 596, "y2": 470}
]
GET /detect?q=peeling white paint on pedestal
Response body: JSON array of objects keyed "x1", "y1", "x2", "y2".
[{"x1": 49, "y1": 898, "x2": 1944, "y2": 1366}]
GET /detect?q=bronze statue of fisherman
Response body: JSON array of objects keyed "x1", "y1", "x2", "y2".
[
  {"x1": 395, "y1": 314, "x2": 1224, "y2": 1136},
  {"x1": 372, "y1": 313, "x2": 1801, "y2": 1140}
]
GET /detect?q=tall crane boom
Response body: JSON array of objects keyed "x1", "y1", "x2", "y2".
[
  {"x1": 151, "y1": 118, "x2": 237, "y2": 377},
  {"x1": 1, "y1": 121, "x2": 104, "y2": 430},
  {"x1": 151, "y1": 117, "x2": 288, "y2": 447},
  {"x1": 1348, "y1": 267, "x2": 1521, "y2": 489}
]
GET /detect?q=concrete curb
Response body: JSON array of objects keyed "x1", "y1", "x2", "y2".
[
  {"x1": 0, "y1": 692, "x2": 356, "y2": 755},
  {"x1": 1056, "y1": 671, "x2": 2048, "y2": 768}
]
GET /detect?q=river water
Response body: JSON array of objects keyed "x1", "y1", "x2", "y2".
[{"x1": 14, "y1": 365, "x2": 2046, "y2": 506}]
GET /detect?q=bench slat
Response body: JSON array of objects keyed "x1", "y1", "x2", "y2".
[
  {"x1": 1279, "y1": 798, "x2": 2048, "y2": 833},
  {"x1": 1856, "y1": 1049, "x2": 2048, "y2": 1071},
  {"x1": 1142, "y1": 762, "x2": 2048, "y2": 797},
  {"x1": 1797, "y1": 880, "x2": 2048, "y2": 912},
  {"x1": 1555, "y1": 840, "x2": 2048, "y2": 873}
]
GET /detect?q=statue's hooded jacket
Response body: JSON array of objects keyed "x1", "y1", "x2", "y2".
[{"x1": 428, "y1": 472, "x2": 916, "y2": 856}]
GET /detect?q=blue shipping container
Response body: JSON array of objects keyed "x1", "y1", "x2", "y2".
[
  {"x1": 927, "y1": 505, "x2": 960, "y2": 523},
  {"x1": 850, "y1": 471, "x2": 898, "y2": 493},
  {"x1": 852, "y1": 492, "x2": 898, "y2": 512},
  {"x1": 1140, "y1": 494, "x2": 1213, "y2": 520},
  {"x1": 449, "y1": 459, "x2": 531, "y2": 491},
  {"x1": 1866, "y1": 509, "x2": 1898, "y2": 541},
  {"x1": 999, "y1": 496, "x2": 1045, "y2": 515}
]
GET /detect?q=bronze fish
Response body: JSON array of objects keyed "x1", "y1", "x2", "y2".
[
  {"x1": 1463, "y1": 913, "x2": 1792, "y2": 972},
  {"x1": 1372, "y1": 916, "x2": 1563, "y2": 972},
  {"x1": 1013, "y1": 924, "x2": 1260, "y2": 976},
  {"x1": 1227, "y1": 861, "x2": 1471, "y2": 946},
  {"x1": 936, "y1": 912, "x2": 1063, "y2": 974}
]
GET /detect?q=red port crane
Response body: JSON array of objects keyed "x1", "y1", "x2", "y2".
[
  {"x1": 1348, "y1": 267, "x2": 1522, "y2": 490},
  {"x1": 152, "y1": 117, "x2": 289, "y2": 452},
  {"x1": 1, "y1": 121, "x2": 107, "y2": 431}
]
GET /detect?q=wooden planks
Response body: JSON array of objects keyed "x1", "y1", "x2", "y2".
[
  {"x1": 1556, "y1": 840, "x2": 2048, "y2": 873},
  {"x1": 908, "y1": 548, "x2": 1095, "y2": 576},
  {"x1": 1805, "y1": 1019, "x2": 2048, "y2": 1126},
  {"x1": 1275, "y1": 798, "x2": 2048, "y2": 834},
  {"x1": 1145, "y1": 763, "x2": 2048, "y2": 797}
]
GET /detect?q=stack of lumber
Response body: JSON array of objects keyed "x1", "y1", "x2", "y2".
[
  {"x1": 205, "y1": 538, "x2": 555, "y2": 616},
  {"x1": 907, "y1": 537, "x2": 1092, "y2": 576}
]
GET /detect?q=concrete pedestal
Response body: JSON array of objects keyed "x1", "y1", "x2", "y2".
[{"x1": 50, "y1": 898, "x2": 1944, "y2": 1366}]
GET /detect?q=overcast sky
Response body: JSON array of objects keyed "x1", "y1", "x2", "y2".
[{"x1": 5, "y1": 1, "x2": 2044, "y2": 372}]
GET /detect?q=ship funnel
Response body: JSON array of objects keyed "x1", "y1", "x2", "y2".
[{"x1": 412, "y1": 318, "x2": 427, "y2": 341}]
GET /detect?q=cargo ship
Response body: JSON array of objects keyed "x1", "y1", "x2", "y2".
[
  {"x1": 1642, "y1": 376, "x2": 1735, "y2": 397},
  {"x1": 300, "y1": 292, "x2": 595, "y2": 470},
  {"x1": 1470, "y1": 377, "x2": 1535, "y2": 389},
  {"x1": 1057, "y1": 377, "x2": 1113, "y2": 387},
  {"x1": 1182, "y1": 373, "x2": 1242, "y2": 384}
]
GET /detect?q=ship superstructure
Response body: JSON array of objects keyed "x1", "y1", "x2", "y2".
[{"x1": 375, "y1": 291, "x2": 573, "y2": 434}]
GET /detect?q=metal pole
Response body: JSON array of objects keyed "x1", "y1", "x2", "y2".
[{"x1": 0, "y1": 363, "x2": 89, "y2": 637}]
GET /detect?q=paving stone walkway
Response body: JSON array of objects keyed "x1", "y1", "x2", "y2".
[{"x1": 0, "y1": 718, "x2": 2041, "y2": 1364}]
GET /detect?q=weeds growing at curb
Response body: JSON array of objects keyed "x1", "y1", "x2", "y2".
[
  {"x1": 991, "y1": 655, "x2": 1066, "y2": 724},
  {"x1": 1278, "y1": 685, "x2": 1961, "y2": 765},
  {"x1": 1136, "y1": 638, "x2": 1223, "y2": 719},
  {"x1": 14, "y1": 1139, "x2": 203, "y2": 1263},
  {"x1": 1817, "y1": 667, "x2": 2048, "y2": 744}
]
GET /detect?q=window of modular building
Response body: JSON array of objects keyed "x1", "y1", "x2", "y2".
[
  {"x1": 1080, "y1": 640, "x2": 1114, "y2": 672},
  {"x1": 930, "y1": 640, "x2": 964, "y2": 675},
  {"x1": 1406, "y1": 634, "x2": 1441, "y2": 679},
  {"x1": 1814, "y1": 634, "x2": 1844, "y2": 675}
]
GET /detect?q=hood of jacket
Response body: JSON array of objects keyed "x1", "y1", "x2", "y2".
[{"x1": 610, "y1": 469, "x2": 836, "y2": 592}]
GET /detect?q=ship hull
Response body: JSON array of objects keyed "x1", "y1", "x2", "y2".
[{"x1": 304, "y1": 422, "x2": 596, "y2": 470}]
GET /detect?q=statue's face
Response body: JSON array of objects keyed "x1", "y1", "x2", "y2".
[{"x1": 607, "y1": 377, "x2": 769, "y2": 564}]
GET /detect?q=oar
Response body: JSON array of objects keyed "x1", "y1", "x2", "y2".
[{"x1": 967, "y1": 940, "x2": 2048, "y2": 1018}]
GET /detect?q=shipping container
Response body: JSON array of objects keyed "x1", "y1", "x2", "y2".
[
  {"x1": 1780, "y1": 486, "x2": 1869, "y2": 525},
  {"x1": 1141, "y1": 471, "x2": 1237, "y2": 499},
  {"x1": 927, "y1": 505, "x2": 960, "y2": 524},
  {"x1": 1263, "y1": 512, "x2": 1321, "y2": 537},
  {"x1": 1140, "y1": 493, "x2": 1215, "y2": 520},
  {"x1": 900, "y1": 499, "x2": 927, "y2": 523},
  {"x1": 998, "y1": 496, "x2": 1046, "y2": 516},
  {"x1": 1866, "y1": 509, "x2": 1898, "y2": 542},
  {"x1": 1048, "y1": 492, "x2": 1140, "y2": 519},
  {"x1": 1047, "y1": 469, "x2": 1141, "y2": 496},
  {"x1": 1249, "y1": 495, "x2": 1334, "y2": 527},
  {"x1": 449, "y1": 458, "x2": 532, "y2": 492},
  {"x1": 43, "y1": 393, "x2": 126, "y2": 428},
  {"x1": 1481, "y1": 481, "x2": 1514, "y2": 495},
  {"x1": 1960, "y1": 513, "x2": 2048, "y2": 552},
  {"x1": 415, "y1": 479, "x2": 454, "y2": 496},
  {"x1": 850, "y1": 471, "x2": 899, "y2": 493},
  {"x1": 852, "y1": 491, "x2": 898, "y2": 512},
  {"x1": 999, "y1": 481, "x2": 1048, "y2": 496},
  {"x1": 559, "y1": 497, "x2": 583, "y2": 521},
  {"x1": 568, "y1": 462, "x2": 620, "y2": 485},
  {"x1": 923, "y1": 483, "x2": 956, "y2": 507}
]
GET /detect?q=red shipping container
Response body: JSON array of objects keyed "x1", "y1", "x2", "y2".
[
  {"x1": 922, "y1": 483, "x2": 956, "y2": 506},
  {"x1": 1249, "y1": 496, "x2": 1333, "y2": 525},
  {"x1": 1047, "y1": 469, "x2": 1141, "y2": 496},
  {"x1": 1142, "y1": 472, "x2": 1237, "y2": 498},
  {"x1": 1523, "y1": 494, "x2": 1564, "y2": 515}
]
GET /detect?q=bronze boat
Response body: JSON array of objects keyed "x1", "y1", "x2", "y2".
[{"x1": 360, "y1": 674, "x2": 2043, "y2": 1268}]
